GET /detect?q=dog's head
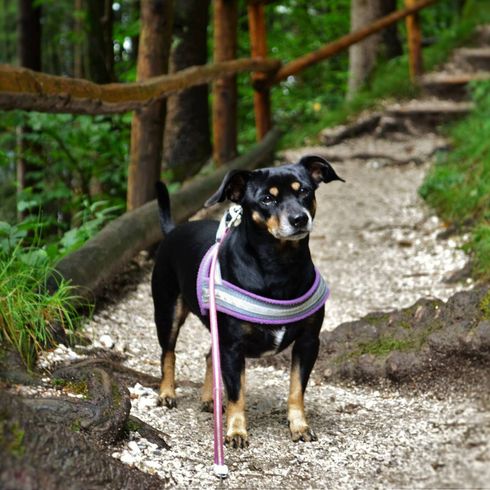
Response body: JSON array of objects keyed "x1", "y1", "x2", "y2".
[{"x1": 205, "y1": 155, "x2": 344, "y2": 241}]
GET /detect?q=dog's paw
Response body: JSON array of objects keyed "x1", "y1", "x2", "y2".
[
  {"x1": 289, "y1": 425, "x2": 317, "y2": 443},
  {"x1": 157, "y1": 395, "x2": 177, "y2": 409},
  {"x1": 225, "y1": 432, "x2": 249, "y2": 449},
  {"x1": 200, "y1": 400, "x2": 213, "y2": 413},
  {"x1": 200, "y1": 400, "x2": 225, "y2": 413}
]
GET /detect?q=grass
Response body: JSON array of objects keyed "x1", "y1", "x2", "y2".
[
  {"x1": 420, "y1": 80, "x2": 490, "y2": 280},
  {"x1": 0, "y1": 243, "x2": 84, "y2": 369}
]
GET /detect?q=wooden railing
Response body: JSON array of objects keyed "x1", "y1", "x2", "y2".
[{"x1": 0, "y1": 0, "x2": 438, "y2": 195}]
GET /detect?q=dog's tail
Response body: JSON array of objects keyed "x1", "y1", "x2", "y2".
[{"x1": 155, "y1": 181, "x2": 175, "y2": 236}]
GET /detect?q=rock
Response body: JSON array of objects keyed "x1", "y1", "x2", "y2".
[
  {"x1": 128, "y1": 441, "x2": 141, "y2": 455},
  {"x1": 385, "y1": 351, "x2": 420, "y2": 381},
  {"x1": 99, "y1": 334, "x2": 115, "y2": 349}
]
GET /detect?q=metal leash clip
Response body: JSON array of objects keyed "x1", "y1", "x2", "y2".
[{"x1": 216, "y1": 205, "x2": 242, "y2": 242}]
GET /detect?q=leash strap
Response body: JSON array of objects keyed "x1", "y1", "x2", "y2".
[{"x1": 209, "y1": 205, "x2": 242, "y2": 479}]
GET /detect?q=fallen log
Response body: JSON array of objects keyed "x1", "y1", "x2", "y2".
[{"x1": 50, "y1": 127, "x2": 281, "y2": 302}]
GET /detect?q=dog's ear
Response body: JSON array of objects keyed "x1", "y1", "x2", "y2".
[
  {"x1": 204, "y1": 170, "x2": 252, "y2": 207},
  {"x1": 298, "y1": 155, "x2": 345, "y2": 185}
]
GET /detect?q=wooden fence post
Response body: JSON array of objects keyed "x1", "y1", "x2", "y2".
[
  {"x1": 212, "y1": 0, "x2": 238, "y2": 166},
  {"x1": 405, "y1": 0, "x2": 423, "y2": 82},
  {"x1": 127, "y1": 0, "x2": 173, "y2": 211},
  {"x1": 247, "y1": 2, "x2": 271, "y2": 141}
]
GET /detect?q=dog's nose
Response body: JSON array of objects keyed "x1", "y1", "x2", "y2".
[{"x1": 289, "y1": 213, "x2": 308, "y2": 229}]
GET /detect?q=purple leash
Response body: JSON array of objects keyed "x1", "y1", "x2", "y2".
[{"x1": 208, "y1": 205, "x2": 243, "y2": 478}]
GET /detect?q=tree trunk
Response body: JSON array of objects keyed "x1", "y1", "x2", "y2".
[
  {"x1": 163, "y1": 0, "x2": 211, "y2": 182},
  {"x1": 127, "y1": 0, "x2": 174, "y2": 211},
  {"x1": 16, "y1": 0, "x2": 42, "y2": 218},
  {"x1": 73, "y1": 0, "x2": 84, "y2": 78},
  {"x1": 380, "y1": 0, "x2": 402, "y2": 59},
  {"x1": 85, "y1": 0, "x2": 114, "y2": 84},
  {"x1": 347, "y1": 0, "x2": 383, "y2": 99},
  {"x1": 212, "y1": 0, "x2": 238, "y2": 166}
]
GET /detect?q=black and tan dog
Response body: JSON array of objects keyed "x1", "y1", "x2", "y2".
[{"x1": 151, "y1": 155, "x2": 344, "y2": 447}]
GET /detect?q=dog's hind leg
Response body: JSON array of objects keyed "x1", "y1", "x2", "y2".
[{"x1": 154, "y1": 293, "x2": 189, "y2": 408}]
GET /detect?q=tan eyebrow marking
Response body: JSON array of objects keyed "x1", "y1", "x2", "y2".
[
  {"x1": 269, "y1": 187, "x2": 279, "y2": 197},
  {"x1": 291, "y1": 182, "x2": 301, "y2": 191}
]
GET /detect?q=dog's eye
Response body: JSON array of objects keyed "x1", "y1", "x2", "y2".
[
  {"x1": 299, "y1": 187, "x2": 310, "y2": 196},
  {"x1": 261, "y1": 194, "x2": 275, "y2": 205}
]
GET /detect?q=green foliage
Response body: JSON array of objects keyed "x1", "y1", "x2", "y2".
[
  {"x1": 420, "y1": 81, "x2": 490, "y2": 280},
  {"x1": 0, "y1": 222, "x2": 84, "y2": 369},
  {"x1": 0, "y1": 111, "x2": 127, "y2": 235}
]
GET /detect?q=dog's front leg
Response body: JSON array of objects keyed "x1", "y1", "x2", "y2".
[
  {"x1": 221, "y1": 351, "x2": 248, "y2": 449},
  {"x1": 288, "y1": 333, "x2": 320, "y2": 442}
]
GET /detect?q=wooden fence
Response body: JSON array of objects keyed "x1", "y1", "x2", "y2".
[{"x1": 0, "y1": 0, "x2": 438, "y2": 199}]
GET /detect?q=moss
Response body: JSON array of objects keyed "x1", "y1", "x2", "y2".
[
  {"x1": 341, "y1": 319, "x2": 444, "y2": 361},
  {"x1": 363, "y1": 313, "x2": 390, "y2": 327},
  {"x1": 0, "y1": 418, "x2": 25, "y2": 458},
  {"x1": 111, "y1": 382, "x2": 122, "y2": 407},
  {"x1": 356, "y1": 337, "x2": 417, "y2": 357},
  {"x1": 70, "y1": 419, "x2": 82, "y2": 433},
  {"x1": 480, "y1": 291, "x2": 490, "y2": 320},
  {"x1": 52, "y1": 378, "x2": 89, "y2": 398}
]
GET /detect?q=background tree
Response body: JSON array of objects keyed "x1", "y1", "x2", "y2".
[
  {"x1": 85, "y1": 0, "x2": 114, "y2": 83},
  {"x1": 163, "y1": 0, "x2": 212, "y2": 182},
  {"x1": 16, "y1": 0, "x2": 42, "y2": 217},
  {"x1": 127, "y1": 0, "x2": 174, "y2": 210},
  {"x1": 347, "y1": 0, "x2": 383, "y2": 99}
]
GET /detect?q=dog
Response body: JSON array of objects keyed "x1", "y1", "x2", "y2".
[{"x1": 151, "y1": 155, "x2": 344, "y2": 448}]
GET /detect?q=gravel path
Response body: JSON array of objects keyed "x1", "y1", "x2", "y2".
[{"x1": 77, "y1": 127, "x2": 490, "y2": 488}]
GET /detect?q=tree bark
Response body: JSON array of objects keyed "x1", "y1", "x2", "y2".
[
  {"x1": 127, "y1": 0, "x2": 174, "y2": 211},
  {"x1": 163, "y1": 0, "x2": 211, "y2": 182},
  {"x1": 347, "y1": 0, "x2": 383, "y2": 99},
  {"x1": 212, "y1": 0, "x2": 238, "y2": 165},
  {"x1": 16, "y1": 0, "x2": 42, "y2": 218},
  {"x1": 85, "y1": 0, "x2": 114, "y2": 84},
  {"x1": 248, "y1": 2, "x2": 272, "y2": 141},
  {"x1": 380, "y1": 0, "x2": 402, "y2": 59},
  {"x1": 73, "y1": 0, "x2": 84, "y2": 78}
]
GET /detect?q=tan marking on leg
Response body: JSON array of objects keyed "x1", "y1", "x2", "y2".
[
  {"x1": 159, "y1": 351, "x2": 176, "y2": 407},
  {"x1": 269, "y1": 186, "x2": 279, "y2": 197},
  {"x1": 158, "y1": 297, "x2": 189, "y2": 408},
  {"x1": 288, "y1": 362, "x2": 317, "y2": 442},
  {"x1": 291, "y1": 181, "x2": 301, "y2": 191},
  {"x1": 201, "y1": 352, "x2": 213, "y2": 411},
  {"x1": 225, "y1": 372, "x2": 248, "y2": 448}
]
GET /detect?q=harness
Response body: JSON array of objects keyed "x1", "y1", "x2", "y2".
[{"x1": 197, "y1": 244, "x2": 329, "y2": 325}]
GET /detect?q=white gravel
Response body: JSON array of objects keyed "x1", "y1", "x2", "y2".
[{"x1": 77, "y1": 131, "x2": 490, "y2": 488}]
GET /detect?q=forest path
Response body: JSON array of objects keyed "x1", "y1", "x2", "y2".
[{"x1": 82, "y1": 27, "x2": 490, "y2": 488}]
